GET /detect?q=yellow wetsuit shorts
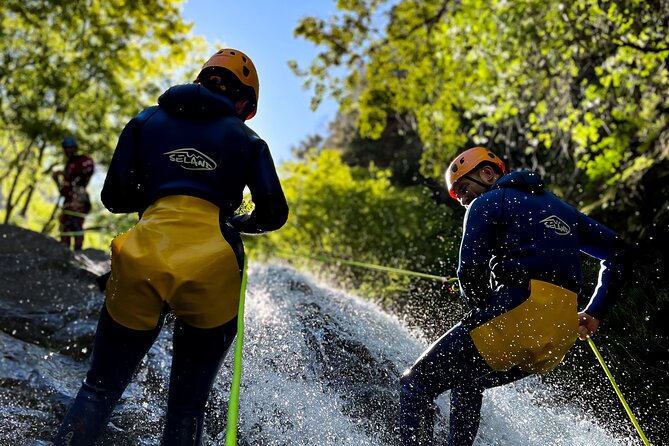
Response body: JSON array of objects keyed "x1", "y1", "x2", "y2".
[
  {"x1": 469, "y1": 279, "x2": 578, "y2": 374},
  {"x1": 105, "y1": 195, "x2": 243, "y2": 330}
]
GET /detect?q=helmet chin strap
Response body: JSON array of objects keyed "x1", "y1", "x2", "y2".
[{"x1": 463, "y1": 174, "x2": 491, "y2": 189}]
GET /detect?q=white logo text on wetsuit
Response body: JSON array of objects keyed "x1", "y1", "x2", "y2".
[
  {"x1": 540, "y1": 215, "x2": 571, "y2": 235},
  {"x1": 164, "y1": 148, "x2": 217, "y2": 171}
]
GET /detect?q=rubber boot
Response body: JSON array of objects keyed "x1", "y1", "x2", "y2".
[
  {"x1": 161, "y1": 413, "x2": 203, "y2": 446},
  {"x1": 399, "y1": 379, "x2": 436, "y2": 445},
  {"x1": 447, "y1": 385, "x2": 484, "y2": 446},
  {"x1": 53, "y1": 381, "x2": 117, "y2": 446}
]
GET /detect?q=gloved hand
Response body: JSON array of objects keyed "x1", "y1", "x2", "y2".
[
  {"x1": 228, "y1": 213, "x2": 251, "y2": 232},
  {"x1": 441, "y1": 276, "x2": 460, "y2": 295},
  {"x1": 577, "y1": 312, "x2": 601, "y2": 340},
  {"x1": 96, "y1": 271, "x2": 111, "y2": 292}
]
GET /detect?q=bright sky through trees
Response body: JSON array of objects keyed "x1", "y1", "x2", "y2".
[{"x1": 182, "y1": 0, "x2": 339, "y2": 164}]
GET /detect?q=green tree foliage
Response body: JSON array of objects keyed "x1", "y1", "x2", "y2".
[
  {"x1": 0, "y1": 0, "x2": 206, "y2": 233},
  {"x1": 326, "y1": 109, "x2": 429, "y2": 188},
  {"x1": 292, "y1": 0, "x2": 668, "y2": 235},
  {"x1": 249, "y1": 149, "x2": 461, "y2": 301}
]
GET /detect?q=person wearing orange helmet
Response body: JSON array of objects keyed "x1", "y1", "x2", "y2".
[
  {"x1": 444, "y1": 146, "x2": 506, "y2": 207},
  {"x1": 54, "y1": 49, "x2": 288, "y2": 445},
  {"x1": 399, "y1": 147, "x2": 626, "y2": 445}
]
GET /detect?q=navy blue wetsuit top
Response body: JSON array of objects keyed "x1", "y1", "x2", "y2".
[
  {"x1": 101, "y1": 84, "x2": 288, "y2": 233},
  {"x1": 457, "y1": 170, "x2": 625, "y2": 319}
]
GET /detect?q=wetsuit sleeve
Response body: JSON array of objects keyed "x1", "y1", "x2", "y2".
[
  {"x1": 230, "y1": 140, "x2": 288, "y2": 234},
  {"x1": 101, "y1": 118, "x2": 142, "y2": 214},
  {"x1": 456, "y1": 193, "x2": 501, "y2": 309},
  {"x1": 577, "y1": 211, "x2": 627, "y2": 319}
]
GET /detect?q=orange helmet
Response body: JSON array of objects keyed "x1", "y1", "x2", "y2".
[
  {"x1": 198, "y1": 49, "x2": 260, "y2": 119},
  {"x1": 445, "y1": 147, "x2": 506, "y2": 199}
]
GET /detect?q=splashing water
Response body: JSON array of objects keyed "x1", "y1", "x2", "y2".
[
  {"x1": 0, "y1": 262, "x2": 635, "y2": 445},
  {"x1": 213, "y1": 263, "x2": 631, "y2": 446}
]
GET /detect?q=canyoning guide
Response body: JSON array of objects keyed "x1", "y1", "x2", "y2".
[
  {"x1": 54, "y1": 48, "x2": 288, "y2": 445},
  {"x1": 52, "y1": 137, "x2": 95, "y2": 250},
  {"x1": 399, "y1": 147, "x2": 626, "y2": 445}
]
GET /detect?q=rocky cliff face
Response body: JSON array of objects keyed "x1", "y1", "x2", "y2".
[
  {"x1": 0, "y1": 224, "x2": 109, "y2": 360},
  {"x1": 0, "y1": 224, "x2": 111, "y2": 444}
]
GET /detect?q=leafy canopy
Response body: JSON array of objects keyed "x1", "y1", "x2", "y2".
[
  {"x1": 247, "y1": 149, "x2": 461, "y2": 298},
  {"x1": 292, "y1": 0, "x2": 668, "y2": 200},
  {"x1": 0, "y1": 0, "x2": 207, "y2": 235}
]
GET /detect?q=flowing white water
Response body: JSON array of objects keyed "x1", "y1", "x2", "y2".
[
  {"x1": 1, "y1": 262, "x2": 637, "y2": 445},
  {"x1": 207, "y1": 263, "x2": 633, "y2": 446}
]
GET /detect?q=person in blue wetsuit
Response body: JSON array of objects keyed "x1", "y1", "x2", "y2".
[
  {"x1": 399, "y1": 147, "x2": 626, "y2": 445},
  {"x1": 54, "y1": 49, "x2": 288, "y2": 446}
]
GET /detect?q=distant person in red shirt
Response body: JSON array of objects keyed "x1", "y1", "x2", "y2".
[{"x1": 52, "y1": 137, "x2": 95, "y2": 250}]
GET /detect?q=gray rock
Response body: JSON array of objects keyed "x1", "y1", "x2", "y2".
[{"x1": 0, "y1": 224, "x2": 108, "y2": 359}]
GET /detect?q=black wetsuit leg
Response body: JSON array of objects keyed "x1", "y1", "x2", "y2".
[
  {"x1": 448, "y1": 384, "x2": 484, "y2": 446},
  {"x1": 161, "y1": 317, "x2": 237, "y2": 446},
  {"x1": 400, "y1": 321, "x2": 532, "y2": 446},
  {"x1": 447, "y1": 366, "x2": 529, "y2": 446},
  {"x1": 400, "y1": 285, "x2": 534, "y2": 446},
  {"x1": 161, "y1": 221, "x2": 241, "y2": 445},
  {"x1": 54, "y1": 305, "x2": 164, "y2": 445},
  {"x1": 399, "y1": 322, "x2": 491, "y2": 445}
]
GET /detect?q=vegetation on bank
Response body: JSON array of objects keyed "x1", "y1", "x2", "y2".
[{"x1": 0, "y1": 1, "x2": 206, "y2": 232}]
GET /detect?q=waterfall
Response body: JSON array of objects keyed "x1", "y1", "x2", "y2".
[
  {"x1": 211, "y1": 263, "x2": 630, "y2": 446},
  {"x1": 0, "y1": 263, "x2": 633, "y2": 445}
]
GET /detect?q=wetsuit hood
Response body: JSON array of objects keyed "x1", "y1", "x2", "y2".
[
  {"x1": 491, "y1": 170, "x2": 544, "y2": 194},
  {"x1": 158, "y1": 83, "x2": 236, "y2": 119}
]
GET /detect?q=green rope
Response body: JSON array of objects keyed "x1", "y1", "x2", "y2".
[
  {"x1": 278, "y1": 249, "x2": 457, "y2": 284},
  {"x1": 59, "y1": 231, "x2": 86, "y2": 236},
  {"x1": 58, "y1": 226, "x2": 106, "y2": 236},
  {"x1": 225, "y1": 254, "x2": 248, "y2": 446},
  {"x1": 587, "y1": 337, "x2": 650, "y2": 445},
  {"x1": 61, "y1": 209, "x2": 88, "y2": 218}
]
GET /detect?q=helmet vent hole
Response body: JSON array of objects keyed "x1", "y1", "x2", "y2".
[
  {"x1": 242, "y1": 56, "x2": 247, "y2": 62},
  {"x1": 459, "y1": 158, "x2": 465, "y2": 164},
  {"x1": 451, "y1": 165, "x2": 458, "y2": 172},
  {"x1": 243, "y1": 66, "x2": 250, "y2": 77}
]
